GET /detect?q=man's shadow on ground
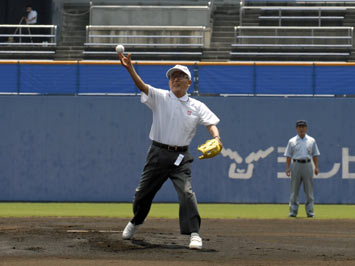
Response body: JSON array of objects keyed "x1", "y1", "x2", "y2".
[{"x1": 132, "y1": 239, "x2": 217, "y2": 252}]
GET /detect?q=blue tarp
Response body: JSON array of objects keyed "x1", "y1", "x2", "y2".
[
  {"x1": 255, "y1": 65, "x2": 314, "y2": 94},
  {"x1": 0, "y1": 63, "x2": 18, "y2": 93},
  {"x1": 79, "y1": 64, "x2": 137, "y2": 94},
  {"x1": 315, "y1": 66, "x2": 355, "y2": 95},
  {"x1": 20, "y1": 64, "x2": 77, "y2": 94},
  {"x1": 198, "y1": 65, "x2": 254, "y2": 94},
  {"x1": 3, "y1": 62, "x2": 355, "y2": 95}
]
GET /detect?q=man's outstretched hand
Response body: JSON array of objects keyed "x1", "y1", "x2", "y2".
[{"x1": 118, "y1": 53, "x2": 132, "y2": 70}]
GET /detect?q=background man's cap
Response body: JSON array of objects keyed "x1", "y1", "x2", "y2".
[
  {"x1": 166, "y1": 65, "x2": 191, "y2": 80},
  {"x1": 296, "y1": 120, "x2": 307, "y2": 127}
]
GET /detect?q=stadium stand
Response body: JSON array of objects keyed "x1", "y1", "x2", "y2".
[
  {"x1": 242, "y1": 0, "x2": 355, "y2": 6},
  {"x1": 56, "y1": 3, "x2": 89, "y2": 60},
  {"x1": 257, "y1": 7, "x2": 345, "y2": 26},
  {"x1": 0, "y1": 24, "x2": 57, "y2": 59},
  {"x1": 84, "y1": 25, "x2": 206, "y2": 60},
  {"x1": 240, "y1": 6, "x2": 346, "y2": 27},
  {"x1": 57, "y1": 1, "x2": 219, "y2": 60},
  {"x1": 231, "y1": 26, "x2": 353, "y2": 60},
  {"x1": 203, "y1": 3, "x2": 240, "y2": 61},
  {"x1": 231, "y1": 0, "x2": 355, "y2": 61},
  {"x1": 2, "y1": 0, "x2": 355, "y2": 61},
  {"x1": 83, "y1": 4, "x2": 212, "y2": 60}
]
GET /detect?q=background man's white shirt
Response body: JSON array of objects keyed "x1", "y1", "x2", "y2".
[
  {"x1": 27, "y1": 10, "x2": 37, "y2": 24},
  {"x1": 284, "y1": 134, "x2": 320, "y2": 159}
]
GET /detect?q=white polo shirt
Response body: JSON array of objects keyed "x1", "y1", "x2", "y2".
[
  {"x1": 141, "y1": 85, "x2": 220, "y2": 146},
  {"x1": 27, "y1": 10, "x2": 37, "y2": 24},
  {"x1": 284, "y1": 134, "x2": 320, "y2": 160}
]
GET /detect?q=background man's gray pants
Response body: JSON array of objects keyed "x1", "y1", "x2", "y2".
[
  {"x1": 290, "y1": 161, "x2": 314, "y2": 216},
  {"x1": 131, "y1": 145, "x2": 200, "y2": 235}
]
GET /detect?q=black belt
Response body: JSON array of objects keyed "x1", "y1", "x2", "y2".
[
  {"x1": 152, "y1": 141, "x2": 188, "y2": 152},
  {"x1": 293, "y1": 159, "x2": 311, "y2": 163}
]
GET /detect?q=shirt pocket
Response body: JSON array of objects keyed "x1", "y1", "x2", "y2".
[
  {"x1": 306, "y1": 142, "x2": 313, "y2": 155},
  {"x1": 288, "y1": 142, "x2": 296, "y2": 155},
  {"x1": 182, "y1": 109, "x2": 199, "y2": 131}
]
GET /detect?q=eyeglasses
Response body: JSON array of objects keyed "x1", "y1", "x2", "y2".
[{"x1": 170, "y1": 72, "x2": 188, "y2": 80}]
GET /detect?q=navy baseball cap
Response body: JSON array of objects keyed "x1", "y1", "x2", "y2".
[{"x1": 296, "y1": 120, "x2": 307, "y2": 127}]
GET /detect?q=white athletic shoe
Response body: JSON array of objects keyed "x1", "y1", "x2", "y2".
[
  {"x1": 189, "y1": 233, "x2": 202, "y2": 250},
  {"x1": 122, "y1": 222, "x2": 139, "y2": 240}
]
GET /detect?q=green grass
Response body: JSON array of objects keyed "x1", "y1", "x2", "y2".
[{"x1": 1, "y1": 203, "x2": 355, "y2": 219}]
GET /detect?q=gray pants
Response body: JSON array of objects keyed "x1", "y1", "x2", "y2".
[
  {"x1": 131, "y1": 144, "x2": 201, "y2": 235},
  {"x1": 289, "y1": 161, "x2": 314, "y2": 216}
]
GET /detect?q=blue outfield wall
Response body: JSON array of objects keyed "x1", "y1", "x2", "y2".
[
  {"x1": 0, "y1": 95, "x2": 355, "y2": 203},
  {"x1": 2, "y1": 62, "x2": 355, "y2": 95}
]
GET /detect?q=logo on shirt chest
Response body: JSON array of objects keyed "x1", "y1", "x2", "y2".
[{"x1": 187, "y1": 110, "x2": 192, "y2": 116}]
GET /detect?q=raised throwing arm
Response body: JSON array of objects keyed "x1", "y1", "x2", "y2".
[{"x1": 118, "y1": 53, "x2": 149, "y2": 95}]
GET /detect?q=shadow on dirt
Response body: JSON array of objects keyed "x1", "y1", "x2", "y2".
[{"x1": 132, "y1": 239, "x2": 217, "y2": 253}]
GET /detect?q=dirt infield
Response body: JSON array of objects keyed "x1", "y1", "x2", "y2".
[{"x1": 0, "y1": 217, "x2": 355, "y2": 266}]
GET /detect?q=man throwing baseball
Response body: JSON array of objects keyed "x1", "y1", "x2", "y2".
[{"x1": 118, "y1": 52, "x2": 221, "y2": 250}]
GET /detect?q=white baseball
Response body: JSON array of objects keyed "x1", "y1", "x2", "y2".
[{"x1": 115, "y1": 44, "x2": 125, "y2": 54}]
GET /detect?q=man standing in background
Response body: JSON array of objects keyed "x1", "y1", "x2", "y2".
[
  {"x1": 284, "y1": 120, "x2": 320, "y2": 218},
  {"x1": 25, "y1": 5, "x2": 37, "y2": 42},
  {"x1": 25, "y1": 5, "x2": 37, "y2": 25}
]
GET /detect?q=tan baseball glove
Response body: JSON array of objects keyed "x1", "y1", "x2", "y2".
[{"x1": 197, "y1": 138, "x2": 222, "y2": 159}]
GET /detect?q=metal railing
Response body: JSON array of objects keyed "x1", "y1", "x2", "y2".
[
  {"x1": 85, "y1": 25, "x2": 206, "y2": 48},
  {"x1": 0, "y1": 24, "x2": 57, "y2": 46},
  {"x1": 239, "y1": 6, "x2": 351, "y2": 26},
  {"x1": 89, "y1": 0, "x2": 212, "y2": 5},
  {"x1": 233, "y1": 26, "x2": 353, "y2": 48}
]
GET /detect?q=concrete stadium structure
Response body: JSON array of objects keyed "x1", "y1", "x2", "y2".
[{"x1": 2, "y1": 0, "x2": 355, "y2": 60}]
